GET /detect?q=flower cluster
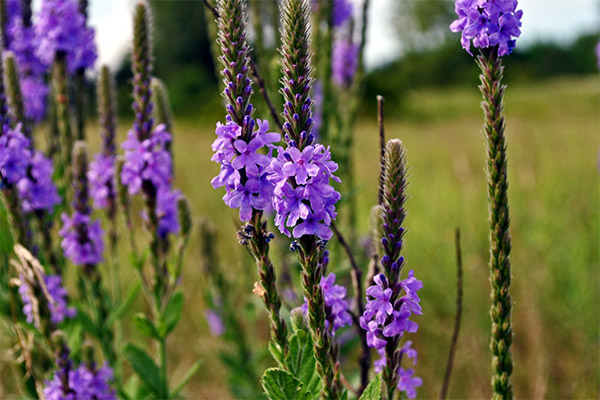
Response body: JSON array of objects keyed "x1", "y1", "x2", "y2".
[
  {"x1": 268, "y1": 142, "x2": 341, "y2": 241},
  {"x1": 121, "y1": 124, "x2": 181, "y2": 238},
  {"x1": 18, "y1": 273, "x2": 76, "y2": 326},
  {"x1": 59, "y1": 212, "x2": 104, "y2": 266},
  {"x1": 44, "y1": 363, "x2": 115, "y2": 400},
  {"x1": 88, "y1": 154, "x2": 115, "y2": 209},
  {"x1": 0, "y1": 125, "x2": 60, "y2": 212},
  {"x1": 360, "y1": 271, "x2": 422, "y2": 397},
  {"x1": 299, "y1": 272, "x2": 352, "y2": 334},
  {"x1": 450, "y1": 0, "x2": 523, "y2": 56},
  {"x1": 35, "y1": 0, "x2": 97, "y2": 72},
  {"x1": 5, "y1": 1, "x2": 49, "y2": 121},
  {"x1": 332, "y1": 39, "x2": 359, "y2": 88},
  {"x1": 210, "y1": 119, "x2": 280, "y2": 222}
]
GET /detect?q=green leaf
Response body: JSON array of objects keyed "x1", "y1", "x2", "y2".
[
  {"x1": 107, "y1": 282, "x2": 141, "y2": 326},
  {"x1": 261, "y1": 368, "x2": 312, "y2": 400},
  {"x1": 284, "y1": 330, "x2": 321, "y2": 395},
  {"x1": 170, "y1": 360, "x2": 203, "y2": 398},
  {"x1": 359, "y1": 373, "x2": 382, "y2": 400},
  {"x1": 133, "y1": 313, "x2": 160, "y2": 339},
  {"x1": 76, "y1": 310, "x2": 98, "y2": 337},
  {"x1": 159, "y1": 290, "x2": 184, "y2": 336},
  {"x1": 268, "y1": 341, "x2": 284, "y2": 367},
  {"x1": 124, "y1": 344, "x2": 162, "y2": 396}
]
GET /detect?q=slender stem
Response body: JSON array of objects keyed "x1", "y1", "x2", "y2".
[
  {"x1": 440, "y1": 228, "x2": 464, "y2": 400},
  {"x1": 377, "y1": 95, "x2": 385, "y2": 205},
  {"x1": 160, "y1": 336, "x2": 168, "y2": 399}
]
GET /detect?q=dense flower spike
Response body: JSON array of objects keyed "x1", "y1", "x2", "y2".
[
  {"x1": 450, "y1": 0, "x2": 523, "y2": 56},
  {"x1": 35, "y1": 0, "x2": 97, "y2": 72},
  {"x1": 59, "y1": 142, "x2": 104, "y2": 266},
  {"x1": 299, "y1": 272, "x2": 352, "y2": 333},
  {"x1": 44, "y1": 362, "x2": 116, "y2": 400},
  {"x1": 332, "y1": 39, "x2": 359, "y2": 88},
  {"x1": 18, "y1": 273, "x2": 76, "y2": 326},
  {"x1": 360, "y1": 139, "x2": 423, "y2": 399}
]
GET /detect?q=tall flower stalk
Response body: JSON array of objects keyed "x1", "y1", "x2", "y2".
[
  {"x1": 450, "y1": 1, "x2": 522, "y2": 398},
  {"x1": 210, "y1": 0, "x2": 289, "y2": 366}
]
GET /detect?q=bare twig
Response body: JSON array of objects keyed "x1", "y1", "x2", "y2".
[
  {"x1": 331, "y1": 221, "x2": 370, "y2": 393},
  {"x1": 201, "y1": 0, "x2": 283, "y2": 132},
  {"x1": 377, "y1": 95, "x2": 385, "y2": 205},
  {"x1": 440, "y1": 228, "x2": 464, "y2": 399}
]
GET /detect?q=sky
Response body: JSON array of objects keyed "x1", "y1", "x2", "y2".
[{"x1": 55, "y1": 0, "x2": 600, "y2": 71}]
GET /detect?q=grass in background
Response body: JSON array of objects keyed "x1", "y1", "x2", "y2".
[{"x1": 1, "y1": 75, "x2": 597, "y2": 398}]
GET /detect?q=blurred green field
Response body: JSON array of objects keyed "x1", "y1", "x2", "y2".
[{"x1": 3, "y1": 74, "x2": 598, "y2": 399}]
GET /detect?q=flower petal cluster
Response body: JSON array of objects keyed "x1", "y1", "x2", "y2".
[
  {"x1": 35, "y1": 0, "x2": 97, "y2": 72},
  {"x1": 268, "y1": 143, "x2": 340, "y2": 241},
  {"x1": 17, "y1": 151, "x2": 61, "y2": 212},
  {"x1": 204, "y1": 309, "x2": 225, "y2": 336},
  {"x1": 88, "y1": 154, "x2": 115, "y2": 209},
  {"x1": 332, "y1": 39, "x2": 359, "y2": 88},
  {"x1": 59, "y1": 212, "x2": 104, "y2": 266},
  {"x1": 211, "y1": 119, "x2": 280, "y2": 221},
  {"x1": 44, "y1": 363, "x2": 116, "y2": 400},
  {"x1": 0, "y1": 124, "x2": 31, "y2": 184},
  {"x1": 299, "y1": 272, "x2": 352, "y2": 334},
  {"x1": 18, "y1": 273, "x2": 76, "y2": 326},
  {"x1": 121, "y1": 124, "x2": 181, "y2": 237},
  {"x1": 397, "y1": 367, "x2": 423, "y2": 399},
  {"x1": 450, "y1": 0, "x2": 523, "y2": 56}
]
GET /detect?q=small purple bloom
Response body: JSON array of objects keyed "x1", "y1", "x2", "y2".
[
  {"x1": 311, "y1": 0, "x2": 352, "y2": 27},
  {"x1": 332, "y1": 39, "x2": 359, "y2": 88},
  {"x1": 299, "y1": 273, "x2": 352, "y2": 334},
  {"x1": 88, "y1": 154, "x2": 115, "y2": 209},
  {"x1": 205, "y1": 309, "x2": 225, "y2": 336},
  {"x1": 44, "y1": 363, "x2": 116, "y2": 400},
  {"x1": 397, "y1": 368, "x2": 423, "y2": 399},
  {"x1": 59, "y1": 211, "x2": 105, "y2": 266},
  {"x1": 0, "y1": 124, "x2": 31, "y2": 184},
  {"x1": 17, "y1": 152, "x2": 60, "y2": 213},
  {"x1": 156, "y1": 188, "x2": 181, "y2": 238},
  {"x1": 18, "y1": 273, "x2": 76, "y2": 326}
]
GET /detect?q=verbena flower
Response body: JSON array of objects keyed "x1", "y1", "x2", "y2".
[
  {"x1": 18, "y1": 273, "x2": 76, "y2": 326},
  {"x1": 17, "y1": 151, "x2": 61, "y2": 212},
  {"x1": 44, "y1": 362, "x2": 116, "y2": 400},
  {"x1": 397, "y1": 367, "x2": 423, "y2": 400},
  {"x1": 332, "y1": 39, "x2": 359, "y2": 88},
  {"x1": 59, "y1": 211, "x2": 104, "y2": 266},
  {"x1": 155, "y1": 187, "x2": 181, "y2": 238},
  {"x1": 35, "y1": 0, "x2": 97, "y2": 72},
  {"x1": 312, "y1": 0, "x2": 352, "y2": 26},
  {"x1": 299, "y1": 272, "x2": 352, "y2": 334},
  {"x1": 0, "y1": 124, "x2": 31, "y2": 184},
  {"x1": 450, "y1": 0, "x2": 523, "y2": 56},
  {"x1": 204, "y1": 309, "x2": 225, "y2": 336},
  {"x1": 88, "y1": 154, "x2": 115, "y2": 209}
]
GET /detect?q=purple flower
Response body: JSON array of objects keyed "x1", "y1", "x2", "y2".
[
  {"x1": 17, "y1": 151, "x2": 60, "y2": 213},
  {"x1": 0, "y1": 124, "x2": 31, "y2": 184},
  {"x1": 332, "y1": 39, "x2": 359, "y2": 88},
  {"x1": 20, "y1": 76, "x2": 49, "y2": 121},
  {"x1": 364, "y1": 274, "x2": 393, "y2": 325},
  {"x1": 450, "y1": 0, "x2": 523, "y2": 56},
  {"x1": 299, "y1": 273, "x2": 352, "y2": 334},
  {"x1": 59, "y1": 211, "x2": 104, "y2": 266},
  {"x1": 205, "y1": 309, "x2": 225, "y2": 336},
  {"x1": 88, "y1": 154, "x2": 115, "y2": 209},
  {"x1": 596, "y1": 41, "x2": 600, "y2": 70},
  {"x1": 18, "y1": 273, "x2": 76, "y2": 326},
  {"x1": 312, "y1": 0, "x2": 352, "y2": 27},
  {"x1": 397, "y1": 368, "x2": 422, "y2": 399},
  {"x1": 156, "y1": 188, "x2": 181, "y2": 238},
  {"x1": 44, "y1": 363, "x2": 116, "y2": 400},
  {"x1": 35, "y1": 0, "x2": 97, "y2": 72}
]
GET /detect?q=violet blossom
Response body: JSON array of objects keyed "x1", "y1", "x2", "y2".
[
  {"x1": 299, "y1": 272, "x2": 352, "y2": 334},
  {"x1": 205, "y1": 309, "x2": 225, "y2": 336},
  {"x1": 0, "y1": 124, "x2": 31, "y2": 185},
  {"x1": 59, "y1": 211, "x2": 105, "y2": 266},
  {"x1": 332, "y1": 39, "x2": 359, "y2": 88},
  {"x1": 18, "y1": 273, "x2": 76, "y2": 326},
  {"x1": 44, "y1": 363, "x2": 116, "y2": 400},
  {"x1": 88, "y1": 154, "x2": 115, "y2": 209},
  {"x1": 17, "y1": 151, "x2": 61, "y2": 213}
]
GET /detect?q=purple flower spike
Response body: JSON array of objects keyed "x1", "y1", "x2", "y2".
[
  {"x1": 332, "y1": 39, "x2": 359, "y2": 88},
  {"x1": 88, "y1": 154, "x2": 116, "y2": 209},
  {"x1": 450, "y1": 0, "x2": 523, "y2": 56},
  {"x1": 44, "y1": 363, "x2": 116, "y2": 400},
  {"x1": 0, "y1": 124, "x2": 31, "y2": 184},
  {"x1": 59, "y1": 212, "x2": 105, "y2": 266}
]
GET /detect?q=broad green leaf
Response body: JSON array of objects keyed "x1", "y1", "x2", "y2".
[
  {"x1": 170, "y1": 360, "x2": 203, "y2": 398},
  {"x1": 133, "y1": 313, "x2": 160, "y2": 339},
  {"x1": 261, "y1": 368, "x2": 312, "y2": 400},
  {"x1": 124, "y1": 344, "x2": 161, "y2": 395},
  {"x1": 359, "y1": 373, "x2": 383, "y2": 400},
  {"x1": 159, "y1": 290, "x2": 184, "y2": 336},
  {"x1": 284, "y1": 330, "x2": 321, "y2": 395},
  {"x1": 107, "y1": 282, "x2": 141, "y2": 326}
]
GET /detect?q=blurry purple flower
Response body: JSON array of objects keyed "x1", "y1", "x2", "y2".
[
  {"x1": 18, "y1": 273, "x2": 75, "y2": 326},
  {"x1": 397, "y1": 368, "x2": 422, "y2": 399},
  {"x1": 333, "y1": 0, "x2": 353, "y2": 26},
  {"x1": 595, "y1": 41, "x2": 600, "y2": 70},
  {"x1": 44, "y1": 363, "x2": 116, "y2": 400},
  {"x1": 20, "y1": 76, "x2": 49, "y2": 121},
  {"x1": 332, "y1": 39, "x2": 359, "y2": 88},
  {"x1": 59, "y1": 211, "x2": 104, "y2": 266},
  {"x1": 88, "y1": 154, "x2": 115, "y2": 209},
  {"x1": 17, "y1": 151, "x2": 60, "y2": 213},
  {"x1": 450, "y1": 0, "x2": 523, "y2": 56},
  {"x1": 156, "y1": 188, "x2": 181, "y2": 238},
  {"x1": 0, "y1": 124, "x2": 31, "y2": 185},
  {"x1": 205, "y1": 309, "x2": 225, "y2": 336},
  {"x1": 299, "y1": 273, "x2": 352, "y2": 334}
]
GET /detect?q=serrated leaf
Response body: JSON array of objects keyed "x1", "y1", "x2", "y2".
[
  {"x1": 359, "y1": 373, "x2": 382, "y2": 400},
  {"x1": 170, "y1": 360, "x2": 203, "y2": 398},
  {"x1": 124, "y1": 344, "x2": 161, "y2": 395},
  {"x1": 285, "y1": 330, "x2": 321, "y2": 395},
  {"x1": 133, "y1": 313, "x2": 160, "y2": 339},
  {"x1": 159, "y1": 290, "x2": 184, "y2": 336},
  {"x1": 107, "y1": 282, "x2": 141, "y2": 326},
  {"x1": 261, "y1": 368, "x2": 312, "y2": 400}
]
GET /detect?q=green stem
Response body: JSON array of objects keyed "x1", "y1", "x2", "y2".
[{"x1": 160, "y1": 336, "x2": 169, "y2": 399}]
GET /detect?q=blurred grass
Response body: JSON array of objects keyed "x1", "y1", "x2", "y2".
[{"x1": 2, "y1": 75, "x2": 598, "y2": 399}]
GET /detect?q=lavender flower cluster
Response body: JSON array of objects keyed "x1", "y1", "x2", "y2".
[
  {"x1": 450, "y1": 0, "x2": 523, "y2": 56},
  {"x1": 18, "y1": 273, "x2": 76, "y2": 326},
  {"x1": 210, "y1": 119, "x2": 280, "y2": 222},
  {"x1": 0, "y1": 124, "x2": 60, "y2": 212},
  {"x1": 121, "y1": 124, "x2": 181, "y2": 238},
  {"x1": 88, "y1": 153, "x2": 116, "y2": 209},
  {"x1": 44, "y1": 363, "x2": 115, "y2": 400},
  {"x1": 360, "y1": 271, "x2": 423, "y2": 398},
  {"x1": 59, "y1": 212, "x2": 105, "y2": 266},
  {"x1": 299, "y1": 272, "x2": 352, "y2": 334}
]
